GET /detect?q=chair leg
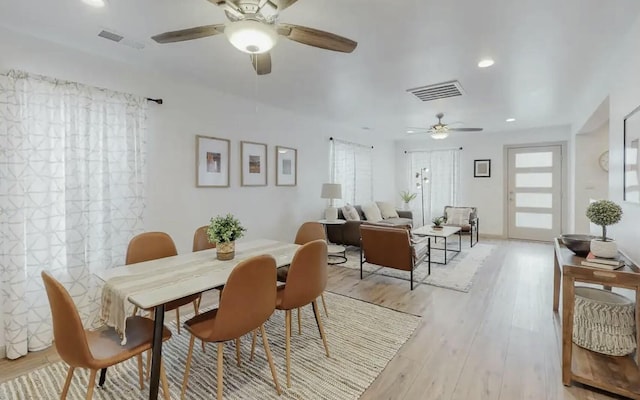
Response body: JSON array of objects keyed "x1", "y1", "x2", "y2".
[
  {"x1": 249, "y1": 329, "x2": 258, "y2": 361},
  {"x1": 132, "y1": 306, "x2": 139, "y2": 316},
  {"x1": 297, "y1": 307, "x2": 302, "y2": 335},
  {"x1": 176, "y1": 308, "x2": 181, "y2": 335},
  {"x1": 285, "y1": 309, "x2": 292, "y2": 388},
  {"x1": 160, "y1": 359, "x2": 171, "y2": 400},
  {"x1": 180, "y1": 335, "x2": 197, "y2": 400},
  {"x1": 235, "y1": 337, "x2": 242, "y2": 367},
  {"x1": 312, "y1": 300, "x2": 330, "y2": 357},
  {"x1": 136, "y1": 354, "x2": 144, "y2": 390},
  {"x1": 61, "y1": 366, "x2": 75, "y2": 400},
  {"x1": 193, "y1": 299, "x2": 206, "y2": 352},
  {"x1": 85, "y1": 369, "x2": 97, "y2": 400},
  {"x1": 320, "y1": 293, "x2": 329, "y2": 317},
  {"x1": 217, "y1": 342, "x2": 224, "y2": 400},
  {"x1": 260, "y1": 324, "x2": 281, "y2": 395}
]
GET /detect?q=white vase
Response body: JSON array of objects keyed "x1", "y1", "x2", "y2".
[{"x1": 590, "y1": 239, "x2": 618, "y2": 259}]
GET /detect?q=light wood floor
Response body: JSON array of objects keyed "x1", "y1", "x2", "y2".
[{"x1": 0, "y1": 239, "x2": 627, "y2": 399}]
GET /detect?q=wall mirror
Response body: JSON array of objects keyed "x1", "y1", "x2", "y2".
[{"x1": 624, "y1": 105, "x2": 640, "y2": 203}]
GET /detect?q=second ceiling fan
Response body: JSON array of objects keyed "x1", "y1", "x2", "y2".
[
  {"x1": 409, "y1": 113, "x2": 483, "y2": 139},
  {"x1": 151, "y1": 0, "x2": 358, "y2": 75}
]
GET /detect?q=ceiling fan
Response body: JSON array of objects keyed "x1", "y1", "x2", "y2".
[
  {"x1": 151, "y1": 0, "x2": 358, "y2": 75},
  {"x1": 408, "y1": 113, "x2": 483, "y2": 139}
]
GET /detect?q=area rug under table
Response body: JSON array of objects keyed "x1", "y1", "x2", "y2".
[
  {"x1": 0, "y1": 292, "x2": 420, "y2": 400},
  {"x1": 342, "y1": 242, "x2": 495, "y2": 292}
]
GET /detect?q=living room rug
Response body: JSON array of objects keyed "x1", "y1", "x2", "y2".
[
  {"x1": 341, "y1": 241, "x2": 495, "y2": 293},
  {"x1": 0, "y1": 292, "x2": 419, "y2": 400}
]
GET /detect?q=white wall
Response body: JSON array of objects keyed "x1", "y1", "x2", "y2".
[
  {"x1": 574, "y1": 124, "x2": 609, "y2": 233},
  {"x1": 395, "y1": 126, "x2": 571, "y2": 236},
  {"x1": 571, "y1": 14, "x2": 640, "y2": 264},
  {"x1": 0, "y1": 27, "x2": 396, "y2": 350}
]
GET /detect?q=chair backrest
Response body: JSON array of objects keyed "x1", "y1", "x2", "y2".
[
  {"x1": 41, "y1": 271, "x2": 93, "y2": 368},
  {"x1": 443, "y1": 206, "x2": 477, "y2": 221},
  {"x1": 193, "y1": 225, "x2": 216, "y2": 252},
  {"x1": 213, "y1": 255, "x2": 277, "y2": 341},
  {"x1": 126, "y1": 232, "x2": 177, "y2": 265},
  {"x1": 294, "y1": 222, "x2": 326, "y2": 245},
  {"x1": 360, "y1": 224, "x2": 413, "y2": 271},
  {"x1": 280, "y1": 240, "x2": 328, "y2": 310}
]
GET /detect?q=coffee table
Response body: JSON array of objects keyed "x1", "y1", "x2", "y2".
[
  {"x1": 412, "y1": 225, "x2": 462, "y2": 264},
  {"x1": 318, "y1": 219, "x2": 347, "y2": 264}
]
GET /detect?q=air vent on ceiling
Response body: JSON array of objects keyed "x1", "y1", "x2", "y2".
[
  {"x1": 98, "y1": 29, "x2": 145, "y2": 50},
  {"x1": 406, "y1": 80, "x2": 464, "y2": 102}
]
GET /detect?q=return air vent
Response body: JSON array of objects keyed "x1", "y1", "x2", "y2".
[
  {"x1": 97, "y1": 29, "x2": 145, "y2": 50},
  {"x1": 406, "y1": 80, "x2": 464, "y2": 102}
]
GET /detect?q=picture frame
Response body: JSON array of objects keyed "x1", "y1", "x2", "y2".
[
  {"x1": 624, "y1": 105, "x2": 640, "y2": 203},
  {"x1": 196, "y1": 135, "x2": 230, "y2": 187},
  {"x1": 275, "y1": 145, "x2": 297, "y2": 186},
  {"x1": 241, "y1": 141, "x2": 268, "y2": 186},
  {"x1": 474, "y1": 159, "x2": 491, "y2": 178}
]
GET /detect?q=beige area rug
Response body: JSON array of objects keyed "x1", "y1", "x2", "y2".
[
  {"x1": 0, "y1": 292, "x2": 419, "y2": 400},
  {"x1": 342, "y1": 242, "x2": 495, "y2": 292}
]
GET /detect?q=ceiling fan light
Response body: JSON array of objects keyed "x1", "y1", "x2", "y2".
[
  {"x1": 82, "y1": 0, "x2": 106, "y2": 7},
  {"x1": 225, "y1": 20, "x2": 278, "y2": 54},
  {"x1": 430, "y1": 131, "x2": 449, "y2": 140}
]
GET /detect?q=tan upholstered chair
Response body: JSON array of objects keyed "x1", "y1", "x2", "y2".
[
  {"x1": 443, "y1": 206, "x2": 479, "y2": 247},
  {"x1": 359, "y1": 224, "x2": 430, "y2": 290},
  {"x1": 41, "y1": 271, "x2": 172, "y2": 400},
  {"x1": 256, "y1": 239, "x2": 329, "y2": 388},
  {"x1": 192, "y1": 225, "x2": 216, "y2": 252},
  {"x1": 180, "y1": 255, "x2": 281, "y2": 400}
]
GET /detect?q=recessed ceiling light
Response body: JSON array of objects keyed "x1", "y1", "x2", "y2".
[
  {"x1": 82, "y1": 0, "x2": 106, "y2": 7},
  {"x1": 506, "y1": 118, "x2": 516, "y2": 122},
  {"x1": 407, "y1": 130, "x2": 414, "y2": 134},
  {"x1": 477, "y1": 59, "x2": 495, "y2": 68}
]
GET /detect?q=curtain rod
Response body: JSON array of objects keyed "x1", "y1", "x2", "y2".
[
  {"x1": 146, "y1": 98, "x2": 163, "y2": 105},
  {"x1": 329, "y1": 136, "x2": 374, "y2": 149},
  {"x1": 404, "y1": 147, "x2": 463, "y2": 154}
]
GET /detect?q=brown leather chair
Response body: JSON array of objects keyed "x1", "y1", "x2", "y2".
[
  {"x1": 127, "y1": 231, "x2": 202, "y2": 335},
  {"x1": 359, "y1": 224, "x2": 430, "y2": 290},
  {"x1": 193, "y1": 225, "x2": 216, "y2": 252},
  {"x1": 180, "y1": 255, "x2": 281, "y2": 400},
  {"x1": 41, "y1": 271, "x2": 172, "y2": 400},
  {"x1": 254, "y1": 239, "x2": 330, "y2": 388}
]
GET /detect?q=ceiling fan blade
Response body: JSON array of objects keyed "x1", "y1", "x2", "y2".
[
  {"x1": 250, "y1": 52, "x2": 272, "y2": 75},
  {"x1": 151, "y1": 24, "x2": 225, "y2": 43},
  {"x1": 448, "y1": 127, "x2": 484, "y2": 132},
  {"x1": 278, "y1": 23, "x2": 357, "y2": 53}
]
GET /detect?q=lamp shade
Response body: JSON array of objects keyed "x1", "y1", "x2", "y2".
[
  {"x1": 321, "y1": 183, "x2": 342, "y2": 199},
  {"x1": 225, "y1": 20, "x2": 278, "y2": 54}
]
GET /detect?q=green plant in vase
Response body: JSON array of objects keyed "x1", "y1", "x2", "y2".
[
  {"x1": 586, "y1": 200, "x2": 622, "y2": 258},
  {"x1": 432, "y1": 216, "x2": 447, "y2": 230},
  {"x1": 207, "y1": 213, "x2": 246, "y2": 260},
  {"x1": 400, "y1": 190, "x2": 417, "y2": 210}
]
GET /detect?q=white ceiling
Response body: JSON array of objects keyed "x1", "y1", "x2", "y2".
[{"x1": 0, "y1": 0, "x2": 639, "y2": 138}]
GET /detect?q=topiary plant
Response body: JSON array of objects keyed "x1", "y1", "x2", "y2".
[
  {"x1": 207, "y1": 214, "x2": 246, "y2": 244},
  {"x1": 586, "y1": 200, "x2": 622, "y2": 242}
]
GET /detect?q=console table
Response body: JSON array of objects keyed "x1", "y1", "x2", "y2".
[{"x1": 553, "y1": 238, "x2": 640, "y2": 399}]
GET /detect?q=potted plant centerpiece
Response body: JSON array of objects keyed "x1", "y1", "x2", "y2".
[
  {"x1": 400, "y1": 190, "x2": 418, "y2": 211},
  {"x1": 432, "y1": 216, "x2": 446, "y2": 230},
  {"x1": 586, "y1": 200, "x2": 623, "y2": 258},
  {"x1": 207, "y1": 213, "x2": 246, "y2": 260}
]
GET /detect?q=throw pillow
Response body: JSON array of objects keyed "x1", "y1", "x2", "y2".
[
  {"x1": 362, "y1": 202, "x2": 383, "y2": 222},
  {"x1": 446, "y1": 207, "x2": 471, "y2": 226},
  {"x1": 376, "y1": 201, "x2": 399, "y2": 219},
  {"x1": 341, "y1": 204, "x2": 361, "y2": 221}
]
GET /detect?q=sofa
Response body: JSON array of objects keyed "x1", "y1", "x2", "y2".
[
  {"x1": 327, "y1": 203, "x2": 413, "y2": 247},
  {"x1": 442, "y1": 206, "x2": 479, "y2": 247}
]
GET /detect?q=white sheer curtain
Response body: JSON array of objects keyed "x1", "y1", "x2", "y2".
[
  {"x1": 331, "y1": 139, "x2": 372, "y2": 206},
  {"x1": 0, "y1": 70, "x2": 147, "y2": 359},
  {"x1": 409, "y1": 149, "x2": 460, "y2": 226}
]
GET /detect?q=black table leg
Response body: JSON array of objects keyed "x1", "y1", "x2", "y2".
[
  {"x1": 311, "y1": 302, "x2": 322, "y2": 338},
  {"x1": 98, "y1": 368, "x2": 107, "y2": 387},
  {"x1": 444, "y1": 237, "x2": 448, "y2": 264},
  {"x1": 149, "y1": 304, "x2": 165, "y2": 400}
]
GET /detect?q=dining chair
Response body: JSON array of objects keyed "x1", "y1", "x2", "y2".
[
  {"x1": 192, "y1": 225, "x2": 216, "y2": 252},
  {"x1": 41, "y1": 271, "x2": 172, "y2": 400},
  {"x1": 254, "y1": 239, "x2": 330, "y2": 388},
  {"x1": 180, "y1": 254, "x2": 281, "y2": 400},
  {"x1": 277, "y1": 221, "x2": 329, "y2": 334}
]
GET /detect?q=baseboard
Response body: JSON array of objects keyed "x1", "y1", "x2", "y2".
[
  {"x1": 0, "y1": 344, "x2": 5, "y2": 360},
  {"x1": 479, "y1": 233, "x2": 507, "y2": 240}
]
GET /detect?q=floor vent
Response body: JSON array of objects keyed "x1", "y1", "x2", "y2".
[{"x1": 407, "y1": 80, "x2": 464, "y2": 102}]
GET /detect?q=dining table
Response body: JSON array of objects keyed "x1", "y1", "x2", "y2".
[{"x1": 95, "y1": 238, "x2": 300, "y2": 400}]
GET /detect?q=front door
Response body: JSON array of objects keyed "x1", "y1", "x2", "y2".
[{"x1": 507, "y1": 145, "x2": 563, "y2": 241}]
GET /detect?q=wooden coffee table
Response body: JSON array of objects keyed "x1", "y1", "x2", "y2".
[{"x1": 412, "y1": 225, "x2": 462, "y2": 264}]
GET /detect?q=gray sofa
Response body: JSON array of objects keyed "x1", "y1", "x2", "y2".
[{"x1": 327, "y1": 205, "x2": 413, "y2": 247}]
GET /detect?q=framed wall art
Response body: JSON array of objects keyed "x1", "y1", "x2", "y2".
[
  {"x1": 275, "y1": 146, "x2": 297, "y2": 186},
  {"x1": 624, "y1": 105, "x2": 640, "y2": 203},
  {"x1": 196, "y1": 135, "x2": 230, "y2": 187},
  {"x1": 474, "y1": 159, "x2": 491, "y2": 178},
  {"x1": 241, "y1": 141, "x2": 267, "y2": 186}
]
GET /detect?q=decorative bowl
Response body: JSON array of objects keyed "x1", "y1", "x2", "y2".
[{"x1": 561, "y1": 234, "x2": 598, "y2": 257}]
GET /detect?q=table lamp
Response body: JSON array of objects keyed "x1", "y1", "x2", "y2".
[{"x1": 321, "y1": 183, "x2": 342, "y2": 221}]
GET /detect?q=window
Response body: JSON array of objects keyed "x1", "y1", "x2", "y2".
[{"x1": 330, "y1": 139, "x2": 372, "y2": 206}]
